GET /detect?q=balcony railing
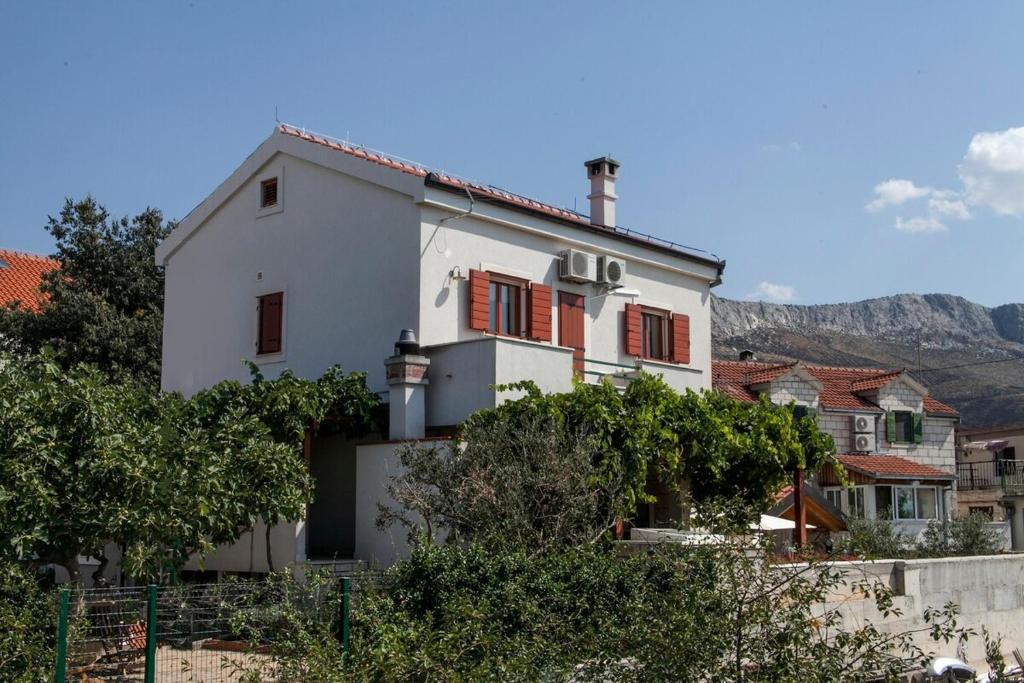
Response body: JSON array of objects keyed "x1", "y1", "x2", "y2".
[
  {"x1": 1003, "y1": 460, "x2": 1024, "y2": 496},
  {"x1": 956, "y1": 459, "x2": 1024, "y2": 495}
]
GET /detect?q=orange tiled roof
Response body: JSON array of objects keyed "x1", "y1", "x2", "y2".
[
  {"x1": 712, "y1": 360, "x2": 958, "y2": 416},
  {"x1": 836, "y1": 454, "x2": 954, "y2": 481},
  {"x1": 849, "y1": 371, "x2": 904, "y2": 392},
  {"x1": 276, "y1": 124, "x2": 725, "y2": 269},
  {"x1": 0, "y1": 249, "x2": 57, "y2": 312}
]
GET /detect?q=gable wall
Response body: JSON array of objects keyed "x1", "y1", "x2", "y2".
[
  {"x1": 767, "y1": 375, "x2": 821, "y2": 408},
  {"x1": 160, "y1": 153, "x2": 420, "y2": 395}
]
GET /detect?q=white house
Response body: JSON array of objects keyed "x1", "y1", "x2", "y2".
[
  {"x1": 713, "y1": 358, "x2": 966, "y2": 541},
  {"x1": 156, "y1": 124, "x2": 725, "y2": 573}
]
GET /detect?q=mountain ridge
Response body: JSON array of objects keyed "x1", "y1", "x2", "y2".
[{"x1": 712, "y1": 293, "x2": 1024, "y2": 427}]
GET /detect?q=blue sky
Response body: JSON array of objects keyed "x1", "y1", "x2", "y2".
[{"x1": 2, "y1": 2, "x2": 1023, "y2": 307}]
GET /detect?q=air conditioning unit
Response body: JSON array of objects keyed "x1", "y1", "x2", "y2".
[
  {"x1": 558, "y1": 249, "x2": 596, "y2": 283},
  {"x1": 853, "y1": 432, "x2": 876, "y2": 453},
  {"x1": 852, "y1": 414, "x2": 874, "y2": 434},
  {"x1": 597, "y1": 256, "x2": 626, "y2": 286}
]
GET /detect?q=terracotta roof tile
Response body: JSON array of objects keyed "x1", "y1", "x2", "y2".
[
  {"x1": 745, "y1": 362, "x2": 798, "y2": 384},
  {"x1": 711, "y1": 360, "x2": 959, "y2": 417},
  {"x1": 836, "y1": 454, "x2": 954, "y2": 480},
  {"x1": 850, "y1": 371, "x2": 903, "y2": 392},
  {"x1": 0, "y1": 249, "x2": 58, "y2": 312}
]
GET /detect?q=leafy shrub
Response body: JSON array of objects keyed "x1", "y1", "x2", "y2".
[
  {"x1": 917, "y1": 512, "x2": 1004, "y2": 557},
  {"x1": 328, "y1": 542, "x2": 965, "y2": 682},
  {"x1": 836, "y1": 517, "x2": 912, "y2": 559},
  {"x1": 0, "y1": 561, "x2": 56, "y2": 683}
]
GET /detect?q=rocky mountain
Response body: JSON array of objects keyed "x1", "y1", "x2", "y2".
[{"x1": 712, "y1": 294, "x2": 1024, "y2": 427}]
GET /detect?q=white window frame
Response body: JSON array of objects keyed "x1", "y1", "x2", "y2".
[
  {"x1": 887, "y1": 485, "x2": 940, "y2": 521},
  {"x1": 823, "y1": 486, "x2": 867, "y2": 519}
]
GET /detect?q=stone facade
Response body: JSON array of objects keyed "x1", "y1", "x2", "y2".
[{"x1": 766, "y1": 374, "x2": 821, "y2": 408}]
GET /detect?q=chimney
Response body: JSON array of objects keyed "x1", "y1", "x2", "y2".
[
  {"x1": 384, "y1": 329, "x2": 430, "y2": 440},
  {"x1": 585, "y1": 156, "x2": 619, "y2": 228}
]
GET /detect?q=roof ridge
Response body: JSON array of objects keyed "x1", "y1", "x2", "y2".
[{"x1": 276, "y1": 123, "x2": 726, "y2": 268}]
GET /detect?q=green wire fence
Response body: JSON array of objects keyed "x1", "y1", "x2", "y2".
[{"x1": 53, "y1": 575, "x2": 354, "y2": 683}]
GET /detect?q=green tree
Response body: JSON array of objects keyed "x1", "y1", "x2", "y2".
[
  {"x1": 381, "y1": 374, "x2": 837, "y2": 547},
  {"x1": 0, "y1": 197, "x2": 172, "y2": 385},
  {"x1": 0, "y1": 352, "x2": 382, "y2": 583}
]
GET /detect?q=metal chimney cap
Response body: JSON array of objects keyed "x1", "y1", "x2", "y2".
[{"x1": 395, "y1": 329, "x2": 420, "y2": 356}]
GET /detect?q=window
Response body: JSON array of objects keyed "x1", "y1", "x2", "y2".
[
  {"x1": 875, "y1": 486, "x2": 893, "y2": 520},
  {"x1": 895, "y1": 487, "x2": 916, "y2": 520},
  {"x1": 261, "y1": 178, "x2": 278, "y2": 208},
  {"x1": 892, "y1": 411, "x2": 914, "y2": 443},
  {"x1": 487, "y1": 275, "x2": 524, "y2": 336},
  {"x1": 915, "y1": 487, "x2": 938, "y2": 520},
  {"x1": 257, "y1": 292, "x2": 283, "y2": 355},
  {"x1": 892, "y1": 485, "x2": 940, "y2": 520},
  {"x1": 641, "y1": 310, "x2": 669, "y2": 361},
  {"x1": 823, "y1": 486, "x2": 865, "y2": 518}
]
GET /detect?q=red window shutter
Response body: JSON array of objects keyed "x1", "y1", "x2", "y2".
[
  {"x1": 528, "y1": 283, "x2": 552, "y2": 341},
  {"x1": 671, "y1": 313, "x2": 690, "y2": 364},
  {"x1": 259, "y1": 292, "x2": 283, "y2": 354},
  {"x1": 624, "y1": 303, "x2": 642, "y2": 356},
  {"x1": 468, "y1": 269, "x2": 490, "y2": 331}
]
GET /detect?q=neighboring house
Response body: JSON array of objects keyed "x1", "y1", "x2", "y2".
[
  {"x1": 156, "y1": 124, "x2": 725, "y2": 572},
  {"x1": 713, "y1": 358, "x2": 962, "y2": 541},
  {"x1": 956, "y1": 424, "x2": 1024, "y2": 540},
  {"x1": 0, "y1": 249, "x2": 57, "y2": 311}
]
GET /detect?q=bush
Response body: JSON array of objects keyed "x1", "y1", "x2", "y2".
[
  {"x1": 917, "y1": 512, "x2": 1004, "y2": 557},
  {"x1": 328, "y1": 542, "x2": 967, "y2": 682},
  {"x1": 836, "y1": 517, "x2": 912, "y2": 559},
  {"x1": 0, "y1": 561, "x2": 56, "y2": 683}
]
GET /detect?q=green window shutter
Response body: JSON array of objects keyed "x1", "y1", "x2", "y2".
[
  {"x1": 912, "y1": 413, "x2": 924, "y2": 444},
  {"x1": 806, "y1": 407, "x2": 818, "y2": 421},
  {"x1": 885, "y1": 412, "x2": 897, "y2": 443}
]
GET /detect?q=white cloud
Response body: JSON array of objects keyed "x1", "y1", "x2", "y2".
[
  {"x1": 959, "y1": 126, "x2": 1024, "y2": 216},
  {"x1": 928, "y1": 196, "x2": 971, "y2": 220},
  {"x1": 746, "y1": 281, "x2": 798, "y2": 303},
  {"x1": 895, "y1": 216, "x2": 947, "y2": 234},
  {"x1": 865, "y1": 179, "x2": 933, "y2": 212}
]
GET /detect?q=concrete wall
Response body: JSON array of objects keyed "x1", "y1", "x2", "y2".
[
  {"x1": 828, "y1": 554, "x2": 1024, "y2": 668},
  {"x1": 353, "y1": 442, "x2": 419, "y2": 568},
  {"x1": 183, "y1": 520, "x2": 299, "y2": 575},
  {"x1": 161, "y1": 152, "x2": 421, "y2": 396}
]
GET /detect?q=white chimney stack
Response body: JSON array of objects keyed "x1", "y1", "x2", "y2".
[{"x1": 585, "y1": 156, "x2": 619, "y2": 228}]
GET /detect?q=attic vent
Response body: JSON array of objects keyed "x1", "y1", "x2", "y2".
[{"x1": 261, "y1": 178, "x2": 278, "y2": 208}]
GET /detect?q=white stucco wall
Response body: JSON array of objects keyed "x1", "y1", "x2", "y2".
[
  {"x1": 353, "y1": 442, "x2": 423, "y2": 568},
  {"x1": 416, "y1": 195, "x2": 716, "y2": 394},
  {"x1": 183, "y1": 520, "x2": 299, "y2": 575},
  {"x1": 161, "y1": 153, "x2": 421, "y2": 396}
]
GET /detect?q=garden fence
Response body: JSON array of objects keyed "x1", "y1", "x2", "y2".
[{"x1": 53, "y1": 576, "x2": 354, "y2": 683}]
